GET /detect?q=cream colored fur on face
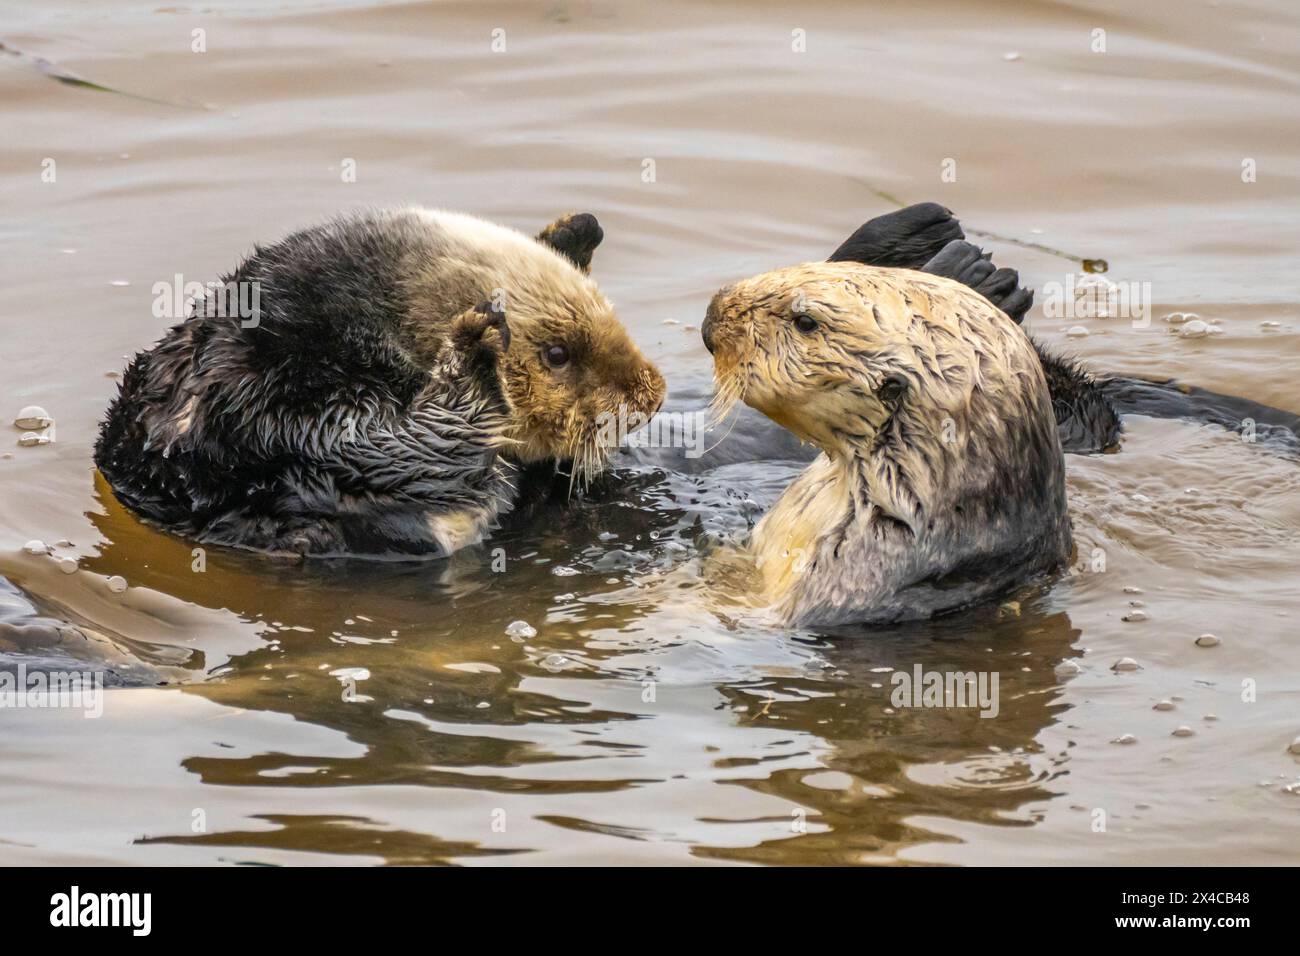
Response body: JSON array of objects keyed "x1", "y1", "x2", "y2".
[{"x1": 708, "y1": 262, "x2": 1070, "y2": 627}]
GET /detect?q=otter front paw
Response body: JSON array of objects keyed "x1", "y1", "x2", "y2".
[
  {"x1": 535, "y1": 212, "x2": 603, "y2": 273},
  {"x1": 451, "y1": 302, "x2": 512, "y2": 358}
]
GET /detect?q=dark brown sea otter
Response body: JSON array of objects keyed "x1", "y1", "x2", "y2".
[{"x1": 94, "y1": 209, "x2": 665, "y2": 557}]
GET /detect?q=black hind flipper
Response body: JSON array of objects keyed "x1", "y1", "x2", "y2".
[
  {"x1": 919, "y1": 239, "x2": 1035, "y2": 324},
  {"x1": 828, "y1": 203, "x2": 964, "y2": 269}
]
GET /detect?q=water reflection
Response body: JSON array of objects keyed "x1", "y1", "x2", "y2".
[{"x1": 46, "y1": 426, "x2": 1083, "y2": 864}]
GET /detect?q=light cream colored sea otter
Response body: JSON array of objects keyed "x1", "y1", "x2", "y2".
[{"x1": 702, "y1": 262, "x2": 1071, "y2": 627}]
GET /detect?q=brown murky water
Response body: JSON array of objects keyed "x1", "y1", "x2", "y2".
[{"x1": 2, "y1": 0, "x2": 1299, "y2": 864}]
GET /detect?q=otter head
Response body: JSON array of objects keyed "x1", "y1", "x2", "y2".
[
  {"x1": 702, "y1": 262, "x2": 1068, "y2": 540},
  {"x1": 489, "y1": 275, "x2": 666, "y2": 482},
  {"x1": 406, "y1": 210, "x2": 666, "y2": 487}
]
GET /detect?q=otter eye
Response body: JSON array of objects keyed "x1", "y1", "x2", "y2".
[
  {"x1": 879, "y1": 374, "x2": 909, "y2": 403},
  {"x1": 543, "y1": 343, "x2": 570, "y2": 367},
  {"x1": 792, "y1": 313, "x2": 818, "y2": 335}
]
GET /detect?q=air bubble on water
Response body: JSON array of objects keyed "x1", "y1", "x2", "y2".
[
  {"x1": 1111, "y1": 734, "x2": 1138, "y2": 745},
  {"x1": 1153, "y1": 700, "x2": 1175, "y2": 711},
  {"x1": 540, "y1": 653, "x2": 574, "y2": 672},
  {"x1": 1288, "y1": 736, "x2": 1300, "y2": 756},
  {"x1": 22, "y1": 539, "x2": 47, "y2": 555},
  {"x1": 109, "y1": 280, "x2": 130, "y2": 287},
  {"x1": 1066, "y1": 325, "x2": 1089, "y2": 338},
  {"x1": 1054, "y1": 660, "x2": 1082, "y2": 677},
  {"x1": 106, "y1": 575, "x2": 128, "y2": 593},
  {"x1": 1195, "y1": 633, "x2": 1221, "y2": 647},
  {"x1": 1179, "y1": 319, "x2": 1212, "y2": 338},
  {"x1": 552, "y1": 565, "x2": 579, "y2": 577},
  {"x1": 598, "y1": 532, "x2": 618, "y2": 541},
  {"x1": 1003, "y1": 51, "x2": 1021, "y2": 61},
  {"x1": 1172, "y1": 726, "x2": 1195, "y2": 737},
  {"x1": 1123, "y1": 586, "x2": 1143, "y2": 594},
  {"x1": 505, "y1": 620, "x2": 537, "y2": 641},
  {"x1": 1122, "y1": 610, "x2": 1148, "y2": 623},
  {"x1": 14, "y1": 406, "x2": 53, "y2": 430},
  {"x1": 58, "y1": 557, "x2": 77, "y2": 574},
  {"x1": 17, "y1": 432, "x2": 50, "y2": 446},
  {"x1": 1111, "y1": 657, "x2": 1140, "y2": 672}
]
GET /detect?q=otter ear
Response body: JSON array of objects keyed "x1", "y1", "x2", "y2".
[
  {"x1": 828, "y1": 202, "x2": 963, "y2": 269},
  {"x1": 536, "y1": 213, "x2": 603, "y2": 273}
]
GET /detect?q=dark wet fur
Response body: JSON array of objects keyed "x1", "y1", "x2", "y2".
[
  {"x1": 831, "y1": 203, "x2": 1300, "y2": 456},
  {"x1": 94, "y1": 211, "x2": 515, "y2": 556}
]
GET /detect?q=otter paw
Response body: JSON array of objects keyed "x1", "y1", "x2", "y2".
[
  {"x1": 535, "y1": 212, "x2": 603, "y2": 273},
  {"x1": 453, "y1": 302, "x2": 511, "y2": 356}
]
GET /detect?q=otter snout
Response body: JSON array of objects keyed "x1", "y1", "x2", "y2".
[{"x1": 701, "y1": 286, "x2": 733, "y2": 355}]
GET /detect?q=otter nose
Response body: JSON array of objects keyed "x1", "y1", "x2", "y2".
[{"x1": 702, "y1": 287, "x2": 731, "y2": 354}]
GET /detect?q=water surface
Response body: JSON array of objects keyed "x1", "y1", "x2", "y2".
[{"x1": 1, "y1": 0, "x2": 1298, "y2": 864}]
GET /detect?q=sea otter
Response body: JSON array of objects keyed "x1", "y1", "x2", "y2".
[
  {"x1": 701, "y1": 202, "x2": 1298, "y2": 625},
  {"x1": 703, "y1": 263, "x2": 1069, "y2": 627},
  {"x1": 94, "y1": 209, "x2": 665, "y2": 557}
]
